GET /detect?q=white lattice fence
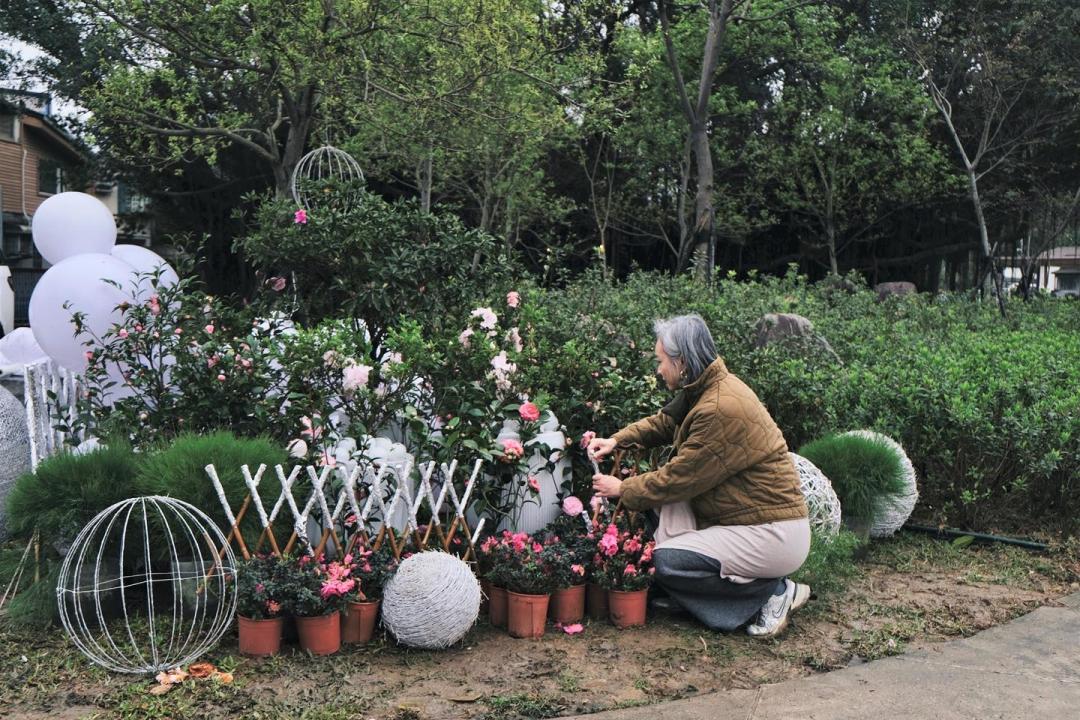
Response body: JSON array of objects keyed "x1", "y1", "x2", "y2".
[
  {"x1": 24, "y1": 360, "x2": 82, "y2": 469},
  {"x1": 204, "y1": 458, "x2": 488, "y2": 564}
]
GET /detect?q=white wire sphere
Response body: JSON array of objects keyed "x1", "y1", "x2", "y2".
[
  {"x1": 843, "y1": 430, "x2": 919, "y2": 537},
  {"x1": 381, "y1": 551, "x2": 480, "y2": 649},
  {"x1": 790, "y1": 452, "x2": 842, "y2": 536},
  {"x1": 56, "y1": 496, "x2": 237, "y2": 674},
  {"x1": 290, "y1": 145, "x2": 365, "y2": 212}
]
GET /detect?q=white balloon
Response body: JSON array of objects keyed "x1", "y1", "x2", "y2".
[
  {"x1": 31, "y1": 192, "x2": 117, "y2": 265},
  {"x1": 0, "y1": 327, "x2": 49, "y2": 365},
  {"x1": 29, "y1": 253, "x2": 132, "y2": 372},
  {"x1": 110, "y1": 245, "x2": 179, "y2": 299}
]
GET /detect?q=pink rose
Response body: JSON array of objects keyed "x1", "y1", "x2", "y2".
[
  {"x1": 562, "y1": 496, "x2": 584, "y2": 516},
  {"x1": 294, "y1": 208, "x2": 308, "y2": 224},
  {"x1": 506, "y1": 291, "x2": 520, "y2": 308},
  {"x1": 518, "y1": 401, "x2": 540, "y2": 422}
]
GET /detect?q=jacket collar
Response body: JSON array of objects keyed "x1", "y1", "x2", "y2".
[{"x1": 661, "y1": 357, "x2": 728, "y2": 424}]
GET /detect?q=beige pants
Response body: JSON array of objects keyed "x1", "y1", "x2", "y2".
[{"x1": 655, "y1": 501, "x2": 811, "y2": 583}]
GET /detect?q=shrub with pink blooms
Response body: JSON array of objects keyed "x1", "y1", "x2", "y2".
[
  {"x1": 282, "y1": 554, "x2": 357, "y2": 617},
  {"x1": 344, "y1": 546, "x2": 398, "y2": 601},
  {"x1": 593, "y1": 523, "x2": 656, "y2": 592},
  {"x1": 236, "y1": 555, "x2": 289, "y2": 620}
]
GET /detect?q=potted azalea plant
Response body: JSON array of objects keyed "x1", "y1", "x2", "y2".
[
  {"x1": 502, "y1": 533, "x2": 557, "y2": 639},
  {"x1": 284, "y1": 554, "x2": 354, "y2": 655},
  {"x1": 479, "y1": 532, "x2": 515, "y2": 628},
  {"x1": 235, "y1": 554, "x2": 288, "y2": 657},
  {"x1": 341, "y1": 546, "x2": 398, "y2": 644},
  {"x1": 540, "y1": 497, "x2": 592, "y2": 624},
  {"x1": 594, "y1": 523, "x2": 655, "y2": 628}
]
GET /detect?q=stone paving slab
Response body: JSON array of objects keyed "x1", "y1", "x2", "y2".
[{"x1": 577, "y1": 594, "x2": 1080, "y2": 720}]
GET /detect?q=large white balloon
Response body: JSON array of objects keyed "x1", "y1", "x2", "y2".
[
  {"x1": 32, "y1": 192, "x2": 117, "y2": 265},
  {"x1": 110, "y1": 245, "x2": 179, "y2": 299},
  {"x1": 0, "y1": 327, "x2": 49, "y2": 365},
  {"x1": 29, "y1": 253, "x2": 132, "y2": 372}
]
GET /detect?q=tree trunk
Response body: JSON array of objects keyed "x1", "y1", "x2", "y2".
[
  {"x1": 965, "y1": 166, "x2": 1007, "y2": 316},
  {"x1": 417, "y1": 152, "x2": 433, "y2": 213},
  {"x1": 689, "y1": 123, "x2": 715, "y2": 281}
]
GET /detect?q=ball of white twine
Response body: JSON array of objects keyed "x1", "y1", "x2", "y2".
[
  {"x1": 844, "y1": 430, "x2": 919, "y2": 537},
  {"x1": 790, "y1": 452, "x2": 842, "y2": 536},
  {"x1": 381, "y1": 551, "x2": 480, "y2": 649}
]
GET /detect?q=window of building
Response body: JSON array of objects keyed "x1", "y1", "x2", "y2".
[
  {"x1": 117, "y1": 181, "x2": 149, "y2": 213},
  {"x1": 0, "y1": 113, "x2": 16, "y2": 141},
  {"x1": 38, "y1": 157, "x2": 64, "y2": 195}
]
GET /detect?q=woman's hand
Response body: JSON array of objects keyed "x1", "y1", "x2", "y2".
[
  {"x1": 587, "y1": 437, "x2": 617, "y2": 460},
  {"x1": 592, "y1": 473, "x2": 623, "y2": 498}
]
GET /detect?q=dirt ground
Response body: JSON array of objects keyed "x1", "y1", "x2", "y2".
[{"x1": 3, "y1": 533, "x2": 1078, "y2": 720}]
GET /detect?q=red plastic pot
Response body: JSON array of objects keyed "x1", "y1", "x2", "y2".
[
  {"x1": 295, "y1": 612, "x2": 341, "y2": 655},
  {"x1": 608, "y1": 589, "x2": 648, "y2": 628},
  {"x1": 488, "y1": 585, "x2": 508, "y2": 628},
  {"x1": 549, "y1": 584, "x2": 586, "y2": 624},
  {"x1": 341, "y1": 600, "x2": 380, "y2": 644},
  {"x1": 507, "y1": 591, "x2": 550, "y2": 639},
  {"x1": 586, "y1": 582, "x2": 609, "y2": 620},
  {"x1": 237, "y1": 615, "x2": 283, "y2": 657}
]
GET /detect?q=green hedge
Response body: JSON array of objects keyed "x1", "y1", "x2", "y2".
[{"x1": 514, "y1": 268, "x2": 1080, "y2": 533}]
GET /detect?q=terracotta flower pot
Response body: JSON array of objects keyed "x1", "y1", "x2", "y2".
[
  {"x1": 586, "y1": 582, "x2": 609, "y2": 620},
  {"x1": 488, "y1": 585, "x2": 508, "y2": 628},
  {"x1": 237, "y1": 615, "x2": 283, "y2": 657},
  {"x1": 608, "y1": 589, "x2": 648, "y2": 628},
  {"x1": 341, "y1": 600, "x2": 380, "y2": 644},
  {"x1": 480, "y1": 578, "x2": 491, "y2": 613},
  {"x1": 296, "y1": 612, "x2": 341, "y2": 655},
  {"x1": 549, "y1": 584, "x2": 586, "y2": 624},
  {"x1": 507, "y1": 591, "x2": 549, "y2": 639}
]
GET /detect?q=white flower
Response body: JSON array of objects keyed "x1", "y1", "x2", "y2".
[
  {"x1": 471, "y1": 307, "x2": 498, "y2": 330},
  {"x1": 342, "y1": 364, "x2": 372, "y2": 394},
  {"x1": 287, "y1": 438, "x2": 308, "y2": 458},
  {"x1": 458, "y1": 327, "x2": 474, "y2": 347}
]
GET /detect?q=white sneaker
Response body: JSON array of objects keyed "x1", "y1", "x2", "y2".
[
  {"x1": 746, "y1": 581, "x2": 796, "y2": 639},
  {"x1": 790, "y1": 580, "x2": 812, "y2": 613}
]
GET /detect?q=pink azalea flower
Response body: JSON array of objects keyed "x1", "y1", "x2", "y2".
[
  {"x1": 571, "y1": 564, "x2": 585, "y2": 577},
  {"x1": 318, "y1": 450, "x2": 337, "y2": 468},
  {"x1": 266, "y1": 600, "x2": 281, "y2": 615},
  {"x1": 518, "y1": 401, "x2": 540, "y2": 422},
  {"x1": 84, "y1": 350, "x2": 94, "y2": 361},
  {"x1": 599, "y1": 533, "x2": 619, "y2": 557},
  {"x1": 562, "y1": 496, "x2": 584, "y2": 516},
  {"x1": 561, "y1": 622, "x2": 583, "y2": 635},
  {"x1": 294, "y1": 208, "x2": 308, "y2": 224},
  {"x1": 255, "y1": 583, "x2": 265, "y2": 594},
  {"x1": 207, "y1": 355, "x2": 219, "y2": 369},
  {"x1": 623, "y1": 564, "x2": 638, "y2": 576},
  {"x1": 458, "y1": 327, "x2": 474, "y2": 347},
  {"x1": 527, "y1": 475, "x2": 541, "y2": 493},
  {"x1": 589, "y1": 494, "x2": 604, "y2": 514},
  {"x1": 173, "y1": 327, "x2": 182, "y2": 335},
  {"x1": 532, "y1": 542, "x2": 544, "y2": 553},
  {"x1": 623, "y1": 537, "x2": 642, "y2": 554},
  {"x1": 506, "y1": 291, "x2": 520, "y2": 308},
  {"x1": 640, "y1": 543, "x2": 654, "y2": 564}
]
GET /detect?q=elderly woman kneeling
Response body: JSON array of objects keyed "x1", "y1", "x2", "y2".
[{"x1": 589, "y1": 314, "x2": 810, "y2": 638}]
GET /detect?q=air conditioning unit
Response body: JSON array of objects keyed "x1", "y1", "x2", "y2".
[{"x1": 94, "y1": 180, "x2": 115, "y2": 194}]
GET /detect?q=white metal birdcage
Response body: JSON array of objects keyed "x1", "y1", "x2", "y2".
[
  {"x1": 290, "y1": 145, "x2": 365, "y2": 212},
  {"x1": 56, "y1": 496, "x2": 237, "y2": 674}
]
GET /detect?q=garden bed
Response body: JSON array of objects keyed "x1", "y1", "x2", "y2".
[{"x1": 2, "y1": 533, "x2": 1077, "y2": 720}]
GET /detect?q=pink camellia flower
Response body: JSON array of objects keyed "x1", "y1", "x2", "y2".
[
  {"x1": 527, "y1": 475, "x2": 541, "y2": 493},
  {"x1": 173, "y1": 327, "x2": 183, "y2": 335},
  {"x1": 623, "y1": 564, "x2": 638, "y2": 576},
  {"x1": 300, "y1": 415, "x2": 323, "y2": 440},
  {"x1": 134, "y1": 324, "x2": 143, "y2": 333},
  {"x1": 216, "y1": 373, "x2": 226, "y2": 382},
  {"x1": 118, "y1": 328, "x2": 129, "y2": 339},
  {"x1": 518, "y1": 401, "x2": 540, "y2": 422},
  {"x1": 471, "y1": 307, "x2": 498, "y2": 330},
  {"x1": 458, "y1": 327, "x2": 474, "y2": 347},
  {"x1": 294, "y1": 208, "x2": 308, "y2": 224},
  {"x1": 318, "y1": 450, "x2": 338, "y2": 468},
  {"x1": 269, "y1": 276, "x2": 287, "y2": 292},
  {"x1": 207, "y1": 355, "x2": 220, "y2": 369},
  {"x1": 562, "y1": 496, "x2": 584, "y2": 516},
  {"x1": 84, "y1": 350, "x2": 94, "y2": 361},
  {"x1": 204, "y1": 324, "x2": 215, "y2": 334},
  {"x1": 580, "y1": 430, "x2": 596, "y2": 450},
  {"x1": 342, "y1": 363, "x2": 372, "y2": 394},
  {"x1": 506, "y1": 291, "x2": 520, "y2": 308},
  {"x1": 499, "y1": 437, "x2": 525, "y2": 462},
  {"x1": 571, "y1": 564, "x2": 585, "y2": 577}
]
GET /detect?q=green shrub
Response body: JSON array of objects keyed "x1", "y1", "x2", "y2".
[
  {"x1": 791, "y1": 529, "x2": 862, "y2": 596},
  {"x1": 136, "y1": 432, "x2": 289, "y2": 549},
  {"x1": 5, "y1": 443, "x2": 145, "y2": 543},
  {"x1": 799, "y1": 433, "x2": 907, "y2": 525}
]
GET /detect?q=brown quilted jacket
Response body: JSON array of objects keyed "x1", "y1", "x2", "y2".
[{"x1": 613, "y1": 357, "x2": 807, "y2": 528}]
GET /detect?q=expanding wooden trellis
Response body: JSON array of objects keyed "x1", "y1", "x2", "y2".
[{"x1": 204, "y1": 458, "x2": 488, "y2": 567}]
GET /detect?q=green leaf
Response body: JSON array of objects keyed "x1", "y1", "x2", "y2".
[{"x1": 952, "y1": 535, "x2": 975, "y2": 549}]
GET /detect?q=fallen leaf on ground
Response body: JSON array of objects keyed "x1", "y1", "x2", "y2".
[
  {"x1": 448, "y1": 690, "x2": 483, "y2": 703},
  {"x1": 212, "y1": 671, "x2": 234, "y2": 684},
  {"x1": 148, "y1": 683, "x2": 173, "y2": 696},
  {"x1": 188, "y1": 662, "x2": 215, "y2": 678}
]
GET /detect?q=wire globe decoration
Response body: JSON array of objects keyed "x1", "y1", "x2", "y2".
[
  {"x1": 56, "y1": 496, "x2": 237, "y2": 674},
  {"x1": 290, "y1": 145, "x2": 366, "y2": 212},
  {"x1": 790, "y1": 452, "x2": 842, "y2": 536},
  {"x1": 843, "y1": 430, "x2": 919, "y2": 537},
  {"x1": 381, "y1": 551, "x2": 481, "y2": 649}
]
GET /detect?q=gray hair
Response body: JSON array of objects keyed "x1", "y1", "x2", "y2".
[{"x1": 653, "y1": 314, "x2": 718, "y2": 385}]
